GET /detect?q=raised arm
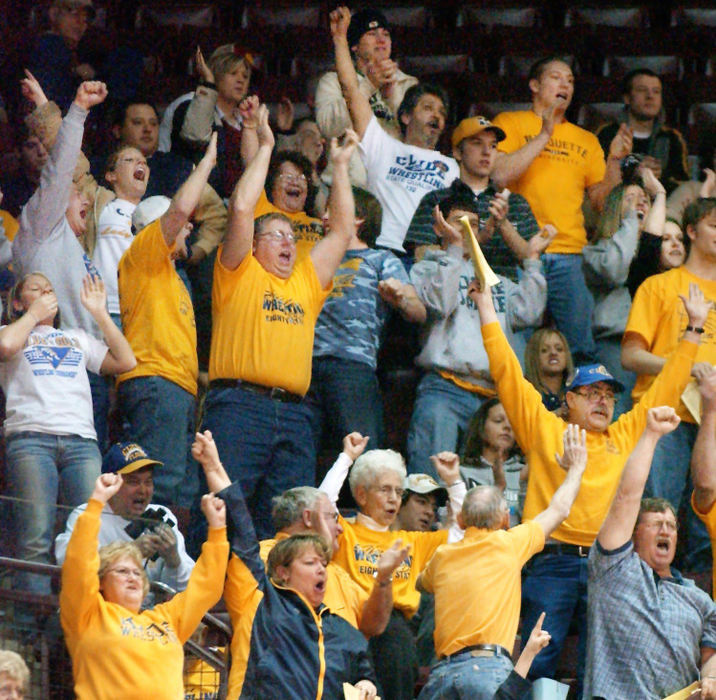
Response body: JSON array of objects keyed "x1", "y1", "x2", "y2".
[
  {"x1": 641, "y1": 167, "x2": 667, "y2": 235},
  {"x1": 533, "y1": 424, "x2": 587, "y2": 536},
  {"x1": 80, "y1": 275, "x2": 136, "y2": 375},
  {"x1": 318, "y1": 432, "x2": 370, "y2": 505},
  {"x1": 330, "y1": 6, "x2": 374, "y2": 139},
  {"x1": 159, "y1": 132, "x2": 217, "y2": 248},
  {"x1": 0, "y1": 290, "x2": 58, "y2": 360},
  {"x1": 622, "y1": 282, "x2": 712, "y2": 375},
  {"x1": 586, "y1": 124, "x2": 633, "y2": 211},
  {"x1": 597, "y1": 407, "x2": 680, "y2": 550},
  {"x1": 431, "y1": 451, "x2": 467, "y2": 542},
  {"x1": 178, "y1": 47, "x2": 218, "y2": 147},
  {"x1": 221, "y1": 103, "x2": 274, "y2": 270},
  {"x1": 692, "y1": 371, "x2": 716, "y2": 513},
  {"x1": 310, "y1": 129, "x2": 360, "y2": 288},
  {"x1": 238, "y1": 95, "x2": 260, "y2": 168},
  {"x1": 16, "y1": 81, "x2": 105, "y2": 248}
]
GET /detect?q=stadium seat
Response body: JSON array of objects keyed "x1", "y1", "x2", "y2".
[{"x1": 564, "y1": 6, "x2": 648, "y2": 27}]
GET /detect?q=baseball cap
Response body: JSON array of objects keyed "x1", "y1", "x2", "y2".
[
  {"x1": 451, "y1": 116, "x2": 507, "y2": 149},
  {"x1": 132, "y1": 195, "x2": 171, "y2": 233},
  {"x1": 102, "y1": 442, "x2": 162, "y2": 475},
  {"x1": 566, "y1": 364, "x2": 625, "y2": 393},
  {"x1": 347, "y1": 9, "x2": 390, "y2": 48},
  {"x1": 403, "y1": 473, "x2": 448, "y2": 506}
]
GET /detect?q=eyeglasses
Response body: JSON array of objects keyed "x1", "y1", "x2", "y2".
[
  {"x1": 106, "y1": 566, "x2": 144, "y2": 580},
  {"x1": 320, "y1": 511, "x2": 339, "y2": 523},
  {"x1": 372, "y1": 485, "x2": 405, "y2": 498},
  {"x1": 278, "y1": 173, "x2": 307, "y2": 185},
  {"x1": 639, "y1": 519, "x2": 677, "y2": 532},
  {"x1": 573, "y1": 387, "x2": 616, "y2": 403},
  {"x1": 257, "y1": 229, "x2": 296, "y2": 243}
]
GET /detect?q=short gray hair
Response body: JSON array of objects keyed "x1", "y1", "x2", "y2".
[
  {"x1": 272, "y1": 486, "x2": 323, "y2": 531},
  {"x1": 349, "y1": 449, "x2": 406, "y2": 497},
  {"x1": 462, "y1": 485, "x2": 506, "y2": 529},
  {"x1": 0, "y1": 650, "x2": 30, "y2": 689}
]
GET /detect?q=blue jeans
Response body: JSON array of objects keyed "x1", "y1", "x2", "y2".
[
  {"x1": 305, "y1": 356, "x2": 386, "y2": 453},
  {"x1": 5, "y1": 432, "x2": 100, "y2": 596},
  {"x1": 645, "y1": 421, "x2": 711, "y2": 571},
  {"x1": 419, "y1": 651, "x2": 513, "y2": 700},
  {"x1": 594, "y1": 335, "x2": 636, "y2": 420},
  {"x1": 407, "y1": 372, "x2": 486, "y2": 479},
  {"x1": 543, "y1": 253, "x2": 596, "y2": 364},
  {"x1": 118, "y1": 376, "x2": 196, "y2": 508},
  {"x1": 521, "y1": 551, "x2": 588, "y2": 697},
  {"x1": 88, "y1": 370, "x2": 110, "y2": 454},
  {"x1": 202, "y1": 386, "x2": 315, "y2": 539}
]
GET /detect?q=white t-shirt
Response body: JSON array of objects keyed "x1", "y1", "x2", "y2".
[
  {"x1": 0, "y1": 325, "x2": 108, "y2": 439},
  {"x1": 93, "y1": 198, "x2": 136, "y2": 315},
  {"x1": 360, "y1": 116, "x2": 459, "y2": 252}
]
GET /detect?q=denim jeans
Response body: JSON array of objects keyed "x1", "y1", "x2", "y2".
[
  {"x1": 521, "y1": 551, "x2": 589, "y2": 697},
  {"x1": 407, "y1": 372, "x2": 487, "y2": 479},
  {"x1": 5, "y1": 431, "x2": 100, "y2": 596},
  {"x1": 118, "y1": 376, "x2": 196, "y2": 508},
  {"x1": 594, "y1": 335, "x2": 636, "y2": 420},
  {"x1": 202, "y1": 386, "x2": 315, "y2": 539},
  {"x1": 419, "y1": 650, "x2": 513, "y2": 700},
  {"x1": 305, "y1": 356, "x2": 386, "y2": 454},
  {"x1": 88, "y1": 369, "x2": 110, "y2": 454},
  {"x1": 543, "y1": 253, "x2": 596, "y2": 364},
  {"x1": 645, "y1": 421, "x2": 712, "y2": 571}
]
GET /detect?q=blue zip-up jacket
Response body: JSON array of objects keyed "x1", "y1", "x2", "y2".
[{"x1": 219, "y1": 481, "x2": 376, "y2": 699}]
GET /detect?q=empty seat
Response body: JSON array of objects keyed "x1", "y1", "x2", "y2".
[
  {"x1": 499, "y1": 55, "x2": 575, "y2": 78},
  {"x1": 381, "y1": 5, "x2": 430, "y2": 29},
  {"x1": 671, "y1": 6, "x2": 716, "y2": 27},
  {"x1": 604, "y1": 55, "x2": 682, "y2": 79},
  {"x1": 135, "y1": 4, "x2": 217, "y2": 29},
  {"x1": 456, "y1": 6, "x2": 540, "y2": 29},
  {"x1": 565, "y1": 6, "x2": 647, "y2": 27},
  {"x1": 577, "y1": 102, "x2": 625, "y2": 131},
  {"x1": 241, "y1": 4, "x2": 321, "y2": 28},
  {"x1": 403, "y1": 54, "x2": 471, "y2": 76}
]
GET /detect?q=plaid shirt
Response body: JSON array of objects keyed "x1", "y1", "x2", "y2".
[
  {"x1": 403, "y1": 178, "x2": 539, "y2": 282},
  {"x1": 584, "y1": 540, "x2": 716, "y2": 699}
]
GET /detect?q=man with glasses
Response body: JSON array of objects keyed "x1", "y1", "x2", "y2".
[
  {"x1": 468, "y1": 278, "x2": 710, "y2": 695},
  {"x1": 585, "y1": 407, "x2": 716, "y2": 699},
  {"x1": 202, "y1": 103, "x2": 358, "y2": 539}
]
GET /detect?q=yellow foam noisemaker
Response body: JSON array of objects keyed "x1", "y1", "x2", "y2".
[
  {"x1": 662, "y1": 681, "x2": 700, "y2": 699},
  {"x1": 458, "y1": 215, "x2": 500, "y2": 288}
]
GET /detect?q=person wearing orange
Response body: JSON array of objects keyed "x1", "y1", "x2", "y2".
[
  {"x1": 491, "y1": 57, "x2": 626, "y2": 363},
  {"x1": 622, "y1": 198, "x2": 716, "y2": 570},
  {"x1": 116, "y1": 134, "x2": 217, "y2": 510},
  {"x1": 418, "y1": 425, "x2": 586, "y2": 699},
  {"x1": 60, "y1": 472, "x2": 228, "y2": 699},
  {"x1": 203, "y1": 102, "x2": 358, "y2": 538}
]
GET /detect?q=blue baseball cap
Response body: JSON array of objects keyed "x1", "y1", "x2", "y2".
[
  {"x1": 102, "y1": 442, "x2": 162, "y2": 475},
  {"x1": 566, "y1": 364, "x2": 625, "y2": 394}
]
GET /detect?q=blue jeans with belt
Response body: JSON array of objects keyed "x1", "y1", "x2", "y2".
[
  {"x1": 202, "y1": 385, "x2": 315, "y2": 540},
  {"x1": 419, "y1": 648, "x2": 513, "y2": 700}
]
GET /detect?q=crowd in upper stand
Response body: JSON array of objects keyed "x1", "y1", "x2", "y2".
[{"x1": 1, "y1": 1, "x2": 716, "y2": 698}]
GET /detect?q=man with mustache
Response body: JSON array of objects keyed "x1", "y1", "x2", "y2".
[{"x1": 330, "y1": 6, "x2": 459, "y2": 258}]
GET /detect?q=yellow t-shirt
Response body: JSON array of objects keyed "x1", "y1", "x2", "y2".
[
  {"x1": 332, "y1": 516, "x2": 447, "y2": 618},
  {"x1": 420, "y1": 520, "x2": 544, "y2": 656},
  {"x1": 624, "y1": 266, "x2": 716, "y2": 422},
  {"x1": 117, "y1": 219, "x2": 198, "y2": 395},
  {"x1": 209, "y1": 251, "x2": 330, "y2": 395},
  {"x1": 260, "y1": 535, "x2": 368, "y2": 630},
  {"x1": 692, "y1": 492, "x2": 716, "y2": 597},
  {"x1": 492, "y1": 110, "x2": 606, "y2": 254},
  {"x1": 254, "y1": 190, "x2": 323, "y2": 260},
  {"x1": 482, "y1": 321, "x2": 697, "y2": 546}
]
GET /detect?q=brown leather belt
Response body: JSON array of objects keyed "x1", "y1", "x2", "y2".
[{"x1": 208, "y1": 378, "x2": 303, "y2": 403}]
